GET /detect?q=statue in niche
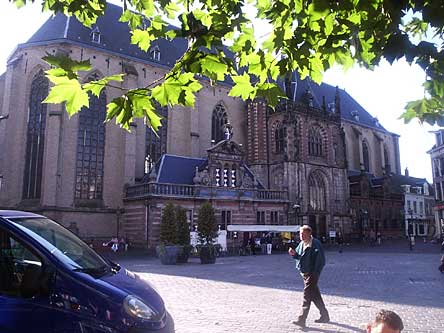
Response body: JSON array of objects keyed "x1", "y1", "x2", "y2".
[
  {"x1": 223, "y1": 122, "x2": 233, "y2": 140},
  {"x1": 242, "y1": 172, "x2": 253, "y2": 188}
]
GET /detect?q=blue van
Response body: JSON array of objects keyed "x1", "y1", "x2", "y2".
[{"x1": 0, "y1": 210, "x2": 173, "y2": 332}]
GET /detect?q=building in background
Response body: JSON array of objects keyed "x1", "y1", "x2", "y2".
[
  {"x1": 428, "y1": 130, "x2": 444, "y2": 240},
  {"x1": 399, "y1": 171, "x2": 435, "y2": 238}
]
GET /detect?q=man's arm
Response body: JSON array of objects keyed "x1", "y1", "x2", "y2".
[{"x1": 288, "y1": 244, "x2": 301, "y2": 259}]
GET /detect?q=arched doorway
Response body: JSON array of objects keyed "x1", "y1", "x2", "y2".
[{"x1": 307, "y1": 171, "x2": 328, "y2": 239}]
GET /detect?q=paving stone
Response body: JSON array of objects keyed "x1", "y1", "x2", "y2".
[{"x1": 117, "y1": 249, "x2": 444, "y2": 333}]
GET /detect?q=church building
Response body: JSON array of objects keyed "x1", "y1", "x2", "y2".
[{"x1": 0, "y1": 3, "x2": 406, "y2": 249}]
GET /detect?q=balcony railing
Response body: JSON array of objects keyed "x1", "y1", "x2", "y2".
[{"x1": 125, "y1": 182, "x2": 289, "y2": 201}]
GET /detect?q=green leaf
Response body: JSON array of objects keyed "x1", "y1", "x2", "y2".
[
  {"x1": 165, "y1": 2, "x2": 180, "y2": 19},
  {"x1": 309, "y1": 57, "x2": 324, "y2": 83},
  {"x1": 228, "y1": 73, "x2": 256, "y2": 100},
  {"x1": 324, "y1": 13, "x2": 334, "y2": 35},
  {"x1": 144, "y1": 103, "x2": 163, "y2": 131},
  {"x1": 152, "y1": 77, "x2": 183, "y2": 106},
  {"x1": 131, "y1": 29, "x2": 156, "y2": 51},
  {"x1": 83, "y1": 74, "x2": 124, "y2": 97},
  {"x1": 256, "y1": 83, "x2": 285, "y2": 107},
  {"x1": 308, "y1": 0, "x2": 329, "y2": 21},
  {"x1": 200, "y1": 55, "x2": 228, "y2": 81},
  {"x1": 119, "y1": 10, "x2": 143, "y2": 30},
  {"x1": 43, "y1": 76, "x2": 89, "y2": 116},
  {"x1": 348, "y1": 12, "x2": 361, "y2": 25},
  {"x1": 43, "y1": 54, "x2": 91, "y2": 79}
]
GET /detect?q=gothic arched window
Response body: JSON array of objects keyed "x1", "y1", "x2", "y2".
[
  {"x1": 274, "y1": 122, "x2": 286, "y2": 154},
  {"x1": 23, "y1": 70, "x2": 49, "y2": 199},
  {"x1": 308, "y1": 127, "x2": 323, "y2": 156},
  {"x1": 211, "y1": 103, "x2": 227, "y2": 143},
  {"x1": 145, "y1": 105, "x2": 168, "y2": 173},
  {"x1": 362, "y1": 141, "x2": 370, "y2": 172},
  {"x1": 75, "y1": 91, "x2": 106, "y2": 200},
  {"x1": 308, "y1": 172, "x2": 326, "y2": 211}
]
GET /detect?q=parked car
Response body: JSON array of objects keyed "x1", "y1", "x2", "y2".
[{"x1": 0, "y1": 210, "x2": 173, "y2": 332}]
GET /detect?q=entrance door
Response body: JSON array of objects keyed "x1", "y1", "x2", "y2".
[
  {"x1": 308, "y1": 215, "x2": 317, "y2": 237},
  {"x1": 318, "y1": 215, "x2": 327, "y2": 239}
]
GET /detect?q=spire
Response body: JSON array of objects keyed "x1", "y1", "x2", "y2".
[{"x1": 334, "y1": 86, "x2": 341, "y2": 116}]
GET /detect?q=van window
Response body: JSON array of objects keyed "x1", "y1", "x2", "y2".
[
  {"x1": 9, "y1": 217, "x2": 109, "y2": 273},
  {"x1": 0, "y1": 228, "x2": 42, "y2": 297}
]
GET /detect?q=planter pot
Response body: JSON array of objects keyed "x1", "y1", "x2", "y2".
[
  {"x1": 157, "y1": 245, "x2": 179, "y2": 265},
  {"x1": 199, "y1": 246, "x2": 216, "y2": 264},
  {"x1": 177, "y1": 245, "x2": 191, "y2": 264}
]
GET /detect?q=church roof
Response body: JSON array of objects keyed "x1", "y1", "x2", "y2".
[
  {"x1": 154, "y1": 153, "x2": 265, "y2": 189},
  {"x1": 20, "y1": 2, "x2": 394, "y2": 136},
  {"x1": 281, "y1": 74, "x2": 394, "y2": 134},
  {"x1": 156, "y1": 154, "x2": 207, "y2": 185},
  {"x1": 22, "y1": 2, "x2": 187, "y2": 68}
]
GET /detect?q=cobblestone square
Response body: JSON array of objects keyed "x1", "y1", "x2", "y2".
[{"x1": 117, "y1": 246, "x2": 444, "y2": 333}]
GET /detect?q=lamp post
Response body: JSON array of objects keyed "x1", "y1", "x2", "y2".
[{"x1": 407, "y1": 208, "x2": 414, "y2": 251}]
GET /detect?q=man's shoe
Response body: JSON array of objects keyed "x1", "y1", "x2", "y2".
[
  {"x1": 314, "y1": 315, "x2": 330, "y2": 323},
  {"x1": 292, "y1": 318, "x2": 306, "y2": 328}
]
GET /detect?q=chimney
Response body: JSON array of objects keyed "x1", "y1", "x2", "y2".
[{"x1": 405, "y1": 167, "x2": 409, "y2": 177}]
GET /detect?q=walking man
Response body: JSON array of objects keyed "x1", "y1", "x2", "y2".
[{"x1": 288, "y1": 225, "x2": 329, "y2": 328}]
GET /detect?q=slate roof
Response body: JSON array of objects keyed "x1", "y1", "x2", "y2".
[
  {"x1": 156, "y1": 154, "x2": 207, "y2": 185},
  {"x1": 19, "y1": 2, "x2": 393, "y2": 135},
  {"x1": 280, "y1": 73, "x2": 393, "y2": 134},
  {"x1": 23, "y1": 2, "x2": 187, "y2": 68},
  {"x1": 154, "y1": 154, "x2": 264, "y2": 188}
]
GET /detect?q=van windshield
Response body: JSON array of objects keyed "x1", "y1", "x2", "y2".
[{"x1": 8, "y1": 217, "x2": 109, "y2": 273}]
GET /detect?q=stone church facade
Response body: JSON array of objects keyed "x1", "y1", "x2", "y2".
[{"x1": 0, "y1": 3, "x2": 404, "y2": 248}]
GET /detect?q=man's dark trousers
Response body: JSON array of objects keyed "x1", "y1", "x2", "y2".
[{"x1": 299, "y1": 273, "x2": 328, "y2": 321}]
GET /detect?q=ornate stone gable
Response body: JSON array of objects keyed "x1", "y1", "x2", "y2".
[{"x1": 207, "y1": 139, "x2": 244, "y2": 161}]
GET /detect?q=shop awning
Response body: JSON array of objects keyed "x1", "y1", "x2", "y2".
[{"x1": 227, "y1": 225, "x2": 301, "y2": 232}]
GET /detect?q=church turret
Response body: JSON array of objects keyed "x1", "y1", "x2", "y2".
[{"x1": 335, "y1": 86, "x2": 341, "y2": 116}]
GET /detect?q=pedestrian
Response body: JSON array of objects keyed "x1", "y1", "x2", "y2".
[
  {"x1": 439, "y1": 255, "x2": 444, "y2": 273},
  {"x1": 288, "y1": 225, "x2": 329, "y2": 328},
  {"x1": 337, "y1": 232, "x2": 343, "y2": 253},
  {"x1": 377, "y1": 231, "x2": 382, "y2": 246},
  {"x1": 266, "y1": 233, "x2": 273, "y2": 255},
  {"x1": 366, "y1": 309, "x2": 404, "y2": 333},
  {"x1": 260, "y1": 233, "x2": 267, "y2": 254},
  {"x1": 409, "y1": 235, "x2": 415, "y2": 251},
  {"x1": 249, "y1": 235, "x2": 256, "y2": 255}
]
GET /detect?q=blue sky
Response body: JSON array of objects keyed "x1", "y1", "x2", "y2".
[{"x1": 0, "y1": 2, "x2": 439, "y2": 182}]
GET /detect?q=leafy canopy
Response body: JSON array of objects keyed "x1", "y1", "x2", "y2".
[{"x1": 13, "y1": 0, "x2": 444, "y2": 126}]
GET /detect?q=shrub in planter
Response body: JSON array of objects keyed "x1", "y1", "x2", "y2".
[
  {"x1": 157, "y1": 203, "x2": 179, "y2": 265},
  {"x1": 176, "y1": 206, "x2": 191, "y2": 263},
  {"x1": 197, "y1": 202, "x2": 218, "y2": 264}
]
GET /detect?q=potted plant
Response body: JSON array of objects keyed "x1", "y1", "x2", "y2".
[
  {"x1": 197, "y1": 202, "x2": 218, "y2": 264},
  {"x1": 157, "y1": 203, "x2": 179, "y2": 265},
  {"x1": 176, "y1": 206, "x2": 191, "y2": 263}
]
